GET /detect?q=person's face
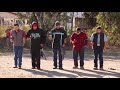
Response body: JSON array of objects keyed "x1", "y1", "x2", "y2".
[
  {"x1": 14, "y1": 26, "x2": 19, "y2": 30},
  {"x1": 56, "y1": 25, "x2": 60, "y2": 29},
  {"x1": 96, "y1": 29, "x2": 102, "y2": 34},
  {"x1": 77, "y1": 30, "x2": 80, "y2": 34},
  {"x1": 33, "y1": 26, "x2": 37, "y2": 30}
]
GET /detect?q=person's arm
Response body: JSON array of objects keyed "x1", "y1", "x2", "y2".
[
  {"x1": 40, "y1": 30, "x2": 46, "y2": 47},
  {"x1": 70, "y1": 33, "x2": 74, "y2": 44},
  {"x1": 41, "y1": 30, "x2": 46, "y2": 44},
  {"x1": 22, "y1": 31, "x2": 26, "y2": 46},
  {"x1": 104, "y1": 34, "x2": 108, "y2": 50},
  {"x1": 63, "y1": 30, "x2": 67, "y2": 44},
  {"x1": 90, "y1": 33, "x2": 94, "y2": 46},
  {"x1": 10, "y1": 31, "x2": 14, "y2": 42},
  {"x1": 84, "y1": 33, "x2": 88, "y2": 46}
]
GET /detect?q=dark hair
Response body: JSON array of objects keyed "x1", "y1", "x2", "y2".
[
  {"x1": 14, "y1": 23, "x2": 19, "y2": 26},
  {"x1": 76, "y1": 27, "x2": 81, "y2": 31},
  {"x1": 55, "y1": 21, "x2": 60, "y2": 26},
  {"x1": 96, "y1": 26, "x2": 102, "y2": 30}
]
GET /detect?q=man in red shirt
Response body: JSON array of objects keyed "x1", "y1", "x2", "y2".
[{"x1": 70, "y1": 27, "x2": 88, "y2": 69}]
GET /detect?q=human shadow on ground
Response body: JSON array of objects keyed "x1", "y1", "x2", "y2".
[
  {"x1": 22, "y1": 68, "x2": 77, "y2": 78},
  {"x1": 63, "y1": 69, "x2": 103, "y2": 78},
  {"x1": 83, "y1": 69, "x2": 120, "y2": 77},
  {"x1": 63, "y1": 68, "x2": 120, "y2": 78}
]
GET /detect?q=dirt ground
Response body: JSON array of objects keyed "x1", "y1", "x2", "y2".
[{"x1": 0, "y1": 47, "x2": 120, "y2": 78}]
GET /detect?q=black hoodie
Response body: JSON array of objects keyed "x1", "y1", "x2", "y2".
[{"x1": 26, "y1": 23, "x2": 46, "y2": 48}]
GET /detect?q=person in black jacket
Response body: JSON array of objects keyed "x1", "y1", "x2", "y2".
[
  {"x1": 26, "y1": 22, "x2": 46, "y2": 70},
  {"x1": 48, "y1": 21, "x2": 67, "y2": 70}
]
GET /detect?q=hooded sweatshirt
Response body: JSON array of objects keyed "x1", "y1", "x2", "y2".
[{"x1": 26, "y1": 23, "x2": 46, "y2": 48}]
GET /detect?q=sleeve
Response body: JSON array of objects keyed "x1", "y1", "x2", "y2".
[
  {"x1": 41, "y1": 30, "x2": 46, "y2": 44},
  {"x1": 22, "y1": 31, "x2": 26, "y2": 38},
  {"x1": 26, "y1": 30, "x2": 31, "y2": 38},
  {"x1": 70, "y1": 33, "x2": 74, "y2": 44},
  {"x1": 10, "y1": 31, "x2": 12, "y2": 38},
  {"x1": 63, "y1": 30, "x2": 67, "y2": 39},
  {"x1": 90, "y1": 33, "x2": 94, "y2": 42},
  {"x1": 104, "y1": 34, "x2": 108, "y2": 42},
  {"x1": 84, "y1": 33, "x2": 88, "y2": 45}
]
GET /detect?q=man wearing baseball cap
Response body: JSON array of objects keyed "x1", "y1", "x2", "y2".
[
  {"x1": 49, "y1": 21, "x2": 67, "y2": 70},
  {"x1": 26, "y1": 22, "x2": 46, "y2": 70}
]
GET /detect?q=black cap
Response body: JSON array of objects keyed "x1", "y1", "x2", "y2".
[
  {"x1": 14, "y1": 23, "x2": 19, "y2": 26},
  {"x1": 76, "y1": 27, "x2": 81, "y2": 31}
]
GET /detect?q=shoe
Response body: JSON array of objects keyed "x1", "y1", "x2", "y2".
[
  {"x1": 37, "y1": 68, "x2": 41, "y2": 70},
  {"x1": 73, "y1": 66, "x2": 78, "y2": 69},
  {"x1": 13, "y1": 66, "x2": 17, "y2": 68},
  {"x1": 53, "y1": 66, "x2": 57, "y2": 69},
  {"x1": 100, "y1": 67, "x2": 104, "y2": 70},
  {"x1": 93, "y1": 67, "x2": 98, "y2": 70},
  {"x1": 80, "y1": 66, "x2": 84, "y2": 69},
  {"x1": 32, "y1": 67, "x2": 35, "y2": 69},
  {"x1": 59, "y1": 67, "x2": 64, "y2": 70},
  {"x1": 18, "y1": 66, "x2": 21, "y2": 69}
]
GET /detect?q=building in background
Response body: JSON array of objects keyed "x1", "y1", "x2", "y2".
[
  {"x1": 0, "y1": 12, "x2": 28, "y2": 26},
  {"x1": 67, "y1": 12, "x2": 96, "y2": 31}
]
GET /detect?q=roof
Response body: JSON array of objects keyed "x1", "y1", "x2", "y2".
[{"x1": 0, "y1": 12, "x2": 18, "y2": 19}]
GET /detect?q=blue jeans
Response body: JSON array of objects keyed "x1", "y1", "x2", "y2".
[
  {"x1": 13, "y1": 46, "x2": 23, "y2": 67},
  {"x1": 53, "y1": 48, "x2": 62, "y2": 68},
  {"x1": 73, "y1": 48, "x2": 84, "y2": 67},
  {"x1": 93, "y1": 46, "x2": 103, "y2": 68}
]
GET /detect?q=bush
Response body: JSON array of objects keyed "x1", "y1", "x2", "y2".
[
  {"x1": 20, "y1": 25, "x2": 30, "y2": 33},
  {"x1": 0, "y1": 25, "x2": 8, "y2": 37}
]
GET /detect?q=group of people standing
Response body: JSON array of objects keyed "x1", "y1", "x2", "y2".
[{"x1": 5, "y1": 21, "x2": 107, "y2": 71}]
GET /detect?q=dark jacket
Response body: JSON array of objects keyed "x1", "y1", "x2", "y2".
[
  {"x1": 51, "y1": 27, "x2": 67, "y2": 48},
  {"x1": 93, "y1": 32, "x2": 104, "y2": 48},
  {"x1": 26, "y1": 23, "x2": 46, "y2": 48}
]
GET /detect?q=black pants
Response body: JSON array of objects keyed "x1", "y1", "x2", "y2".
[
  {"x1": 73, "y1": 48, "x2": 84, "y2": 67},
  {"x1": 31, "y1": 47, "x2": 41, "y2": 69}
]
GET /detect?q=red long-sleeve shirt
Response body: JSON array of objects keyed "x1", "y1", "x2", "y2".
[{"x1": 70, "y1": 32, "x2": 88, "y2": 51}]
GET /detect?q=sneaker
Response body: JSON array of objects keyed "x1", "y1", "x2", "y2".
[
  {"x1": 53, "y1": 67, "x2": 57, "y2": 69},
  {"x1": 80, "y1": 66, "x2": 84, "y2": 69},
  {"x1": 73, "y1": 66, "x2": 78, "y2": 69},
  {"x1": 59, "y1": 67, "x2": 64, "y2": 70},
  {"x1": 93, "y1": 67, "x2": 98, "y2": 70}
]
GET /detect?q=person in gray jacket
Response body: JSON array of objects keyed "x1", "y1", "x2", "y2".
[{"x1": 10, "y1": 24, "x2": 26, "y2": 69}]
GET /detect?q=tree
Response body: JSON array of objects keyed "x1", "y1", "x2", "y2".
[
  {"x1": 97, "y1": 12, "x2": 120, "y2": 46},
  {"x1": 83, "y1": 12, "x2": 99, "y2": 28}
]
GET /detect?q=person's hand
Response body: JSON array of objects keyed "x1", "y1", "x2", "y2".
[
  {"x1": 84, "y1": 45, "x2": 89, "y2": 48},
  {"x1": 104, "y1": 47, "x2": 107, "y2": 52},
  {"x1": 62, "y1": 43, "x2": 66, "y2": 48},
  {"x1": 90, "y1": 42, "x2": 94, "y2": 46},
  {"x1": 23, "y1": 43, "x2": 25, "y2": 47},
  {"x1": 40, "y1": 44, "x2": 43, "y2": 48}
]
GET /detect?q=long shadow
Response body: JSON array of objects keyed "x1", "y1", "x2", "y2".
[
  {"x1": 22, "y1": 68, "x2": 77, "y2": 78},
  {"x1": 83, "y1": 69, "x2": 120, "y2": 77},
  {"x1": 63, "y1": 69, "x2": 103, "y2": 78}
]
